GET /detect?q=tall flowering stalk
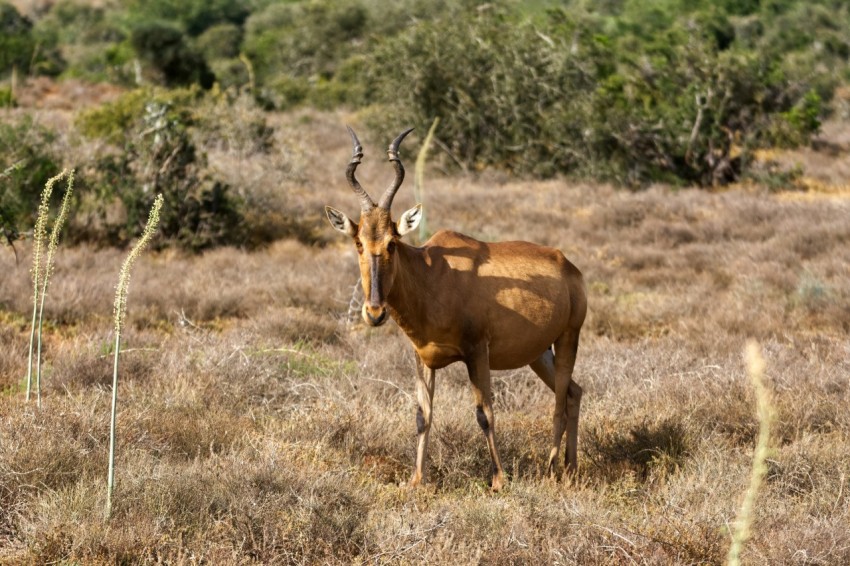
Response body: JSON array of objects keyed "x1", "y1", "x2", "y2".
[
  {"x1": 413, "y1": 117, "x2": 439, "y2": 244},
  {"x1": 106, "y1": 194, "x2": 163, "y2": 519},
  {"x1": 726, "y1": 341, "x2": 775, "y2": 566},
  {"x1": 26, "y1": 169, "x2": 69, "y2": 402},
  {"x1": 35, "y1": 169, "x2": 75, "y2": 407}
]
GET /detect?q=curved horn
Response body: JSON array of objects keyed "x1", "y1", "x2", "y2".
[
  {"x1": 378, "y1": 127, "x2": 415, "y2": 210},
  {"x1": 345, "y1": 126, "x2": 375, "y2": 212}
]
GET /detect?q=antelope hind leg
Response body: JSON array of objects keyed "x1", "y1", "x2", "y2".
[
  {"x1": 531, "y1": 332, "x2": 581, "y2": 477},
  {"x1": 556, "y1": 330, "x2": 581, "y2": 475}
]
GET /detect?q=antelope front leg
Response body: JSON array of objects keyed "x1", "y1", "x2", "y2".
[
  {"x1": 410, "y1": 353, "x2": 436, "y2": 487},
  {"x1": 466, "y1": 343, "x2": 506, "y2": 492}
]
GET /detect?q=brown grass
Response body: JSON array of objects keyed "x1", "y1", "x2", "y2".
[{"x1": 1, "y1": 108, "x2": 849, "y2": 564}]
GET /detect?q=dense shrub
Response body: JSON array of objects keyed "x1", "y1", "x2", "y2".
[
  {"x1": 76, "y1": 88, "x2": 153, "y2": 142},
  {"x1": 195, "y1": 24, "x2": 248, "y2": 90},
  {"x1": 0, "y1": 2, "x2": 63, "y2": 76},
  {"x1": 362, "y1": 4, "x2": 832, "y2": 185},
  {"x1": 191, "y1": 86, "x2": 274, "y2": 154},
  {"x1": 31, "y1": 0, "x2": 245, "y2": 86},
  {"x1": 587, "y1": 37, "x2": 822, "y2": 185},
  {"x1": 0, "y1": 118, "x2": 61, "y2": 236},
  {"x1": 0, "y1": 86, "x2": 13, "y2": 107},
  {"x1": 245, "y1": 0, "x2": 366, "y2": 79},
  {"x1": 195, "y1": 23, "x2": 242, "y2": 61},
  {"x1": 130, "y1": 22, "x2": 214, "y2": 88},
  {"x1": 0, "y1": 2, "x2": 36, "y2": 75},
  {"x1": 363, "y1": 10, "x2": 589, "y2": 177},
  {"x1": 75, "y1": 89, "x2": 246, "y2": 250},
  {"x1": 32, "y1": 1, "x2": 131, "y2": 83},
  {"x1": 8, "y1": 0, "x2": 850, "y2": 195},
  {"x1": 243, "y1": 0, "x2": 368, "y2": 108},
  {"x1": 123, "y1": 0, "x2": 250, "y2": 37},
  {"x1": 35, "y1": 1, "x2": 122, "y2": 45}
]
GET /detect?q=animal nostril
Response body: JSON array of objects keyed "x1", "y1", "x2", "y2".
[{"x1": 366, "y1": 309, "x2": 386, "y2": 326}]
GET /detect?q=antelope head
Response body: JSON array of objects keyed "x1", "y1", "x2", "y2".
[{"x1": 325, "y1": 127, "x2": 422, "y2": 327}]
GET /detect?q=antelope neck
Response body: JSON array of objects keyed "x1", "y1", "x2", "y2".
[{"x1": 386, "y1": 242, "x2": 430, "y2": 339}]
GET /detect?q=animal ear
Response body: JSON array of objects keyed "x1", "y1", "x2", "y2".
[
  {"x1": 396, "y1": 204, "x2": 423, "y2": 236},
  {"x1": 325, "y1": 206, "x2": 357, "y2": 237}
]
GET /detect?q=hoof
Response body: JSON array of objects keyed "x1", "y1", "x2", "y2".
[
  {"x1": 408, "y1": 473, "x2": 423, "y2": 489},
  {"x1": 490, "y1": 473, "x2": 506, "y2": 492}
]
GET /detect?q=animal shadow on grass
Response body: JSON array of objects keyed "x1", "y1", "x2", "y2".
[{"x1": 583, "y1": 418, "x2": 692, "y2": 484}]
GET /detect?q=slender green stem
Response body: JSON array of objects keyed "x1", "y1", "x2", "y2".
[
  {"x1": 36, "y1": 290, "x2": 47, "y2": 408},
  {"x1": 26, "y1": 303, "x2": 37, "y2": 401},
  {"x1": 106, "y1": 332, "x2": 121, "y2": 519}
]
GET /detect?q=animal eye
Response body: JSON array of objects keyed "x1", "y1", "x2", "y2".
[
  {"x1": 355, "y1": 240, "x2": 363, "y2": 254},
  {"x1": 387, "y1": 241, "x2": 396, "y2": 254}
]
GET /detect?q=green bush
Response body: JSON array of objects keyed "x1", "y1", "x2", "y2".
[
  {"x1": 5, "y1": 0, "x2": 849, "y2": 194},
  {"x1": 364, "y1": 8, "x2": 624, "y2": 177},
  {"x1": 195, "y1": 23, "x2": 242, "y2": 60},
  {"x1": 76, "y1": 89, "x2": 151, "y2": 143},
  {"x1": 31, "y1": 0, "x2": 254, "y2": 85},
  {"x1": 35, "y1": 1, "x2": 121, "y2": 45},
  {"x1": 32, "y1": 1, "x2": 130, "y2": 82},
  {"x1": 0, "y1": 118, "x2": 61, "y2": 233},
  {"x1": 192, "y1": 87, "x2": 274, "y2": 154},
  {"x1": 130, "y1": 21, "x2": 215, "y2": 88},
  {"x1": 1, "y1": 2, "x2": 66, "y2": 77},
  {"x1": 0, "y1": 2, "x2": 38, "y2": 75},
  {"x1": 586, "y1": 38, "x2": 821, "y2": 185},
  {"x1": 773, "y1": 90, "x2": 824, "y2": 148},
  {"x1": 364, "y1": 8, "x2": 581, "y2": 176},
  {"x1": 123, "y1": 0, "x2": 249, "y2": 36},
  {"x1": 361, "y1": 4, "x2": 831, "y2": 185},
  {"x1": 208, "y1": 58, "x2": 251, "y2": 90},
  {"x1": 0, "y1": 87, "x2": 14, "y2": 107},
  {"x1": 75, "y1": 88, "x2": 253, "y2": 250},
  {"x1": 244, "y1": 0, "x2": 368, "y2": 108}
]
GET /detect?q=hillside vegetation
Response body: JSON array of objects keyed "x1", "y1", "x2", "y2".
[{"x1": 2, "y1": 0, "x2": 850, "y2": 250}]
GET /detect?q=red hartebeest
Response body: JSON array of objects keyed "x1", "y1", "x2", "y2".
[{"x1": 325, "y1": 127, "x2": 586, "y2": 491}]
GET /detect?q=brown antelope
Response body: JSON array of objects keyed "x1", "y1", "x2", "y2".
[{"x1": 325, "y1": 127, "x2": 587, "y2": 491}]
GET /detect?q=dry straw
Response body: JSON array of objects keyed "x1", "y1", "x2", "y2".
[
  {"x1": 106, "y1": 194, "x2": 163, "y2": 519},
  {"x1": 25, "y1": 168, "x2": 72, "y2": 403},
  {"x1": 726, "y1": 341, "x2": 775, "y2": 566}
]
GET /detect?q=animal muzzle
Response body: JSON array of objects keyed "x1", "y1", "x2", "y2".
[
  {"x1": 362, "y1": 304, "x2": 388, "y2": 327},
  {"x1": 362, "y1": 256, "x2": 388, "y2": 326}
]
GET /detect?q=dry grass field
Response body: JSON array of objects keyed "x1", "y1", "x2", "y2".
[{"x1": 1, "y1": 106, "x2": 850, "y2": 564}]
